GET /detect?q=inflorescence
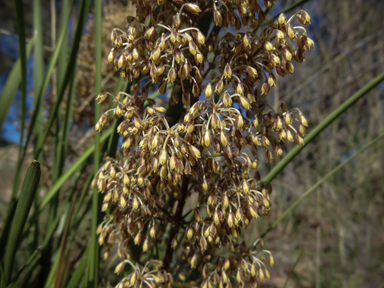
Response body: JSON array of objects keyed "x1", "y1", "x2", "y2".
[{"x1": 93, "y1": 1, "x2": 313, "y2": 287}]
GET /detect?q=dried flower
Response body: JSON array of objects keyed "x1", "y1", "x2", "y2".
[{"x1": 94, "y1": 1, "x2": 313, "y2": 287}]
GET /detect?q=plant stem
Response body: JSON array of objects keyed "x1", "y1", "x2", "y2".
[
  {"x1": 262, "y1": 70, "x2": 384, "y2": 185},
  {"x1": 163, "y1": 176, "x2": 190, "y2": 270}
]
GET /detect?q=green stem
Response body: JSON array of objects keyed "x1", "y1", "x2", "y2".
[
  {"x1": 4, "y1": 161, "x2": 41, "y2": 284},
  {"x1": 88, "y1": 0, "x2": 102, "y2": 285},
  {"x1": 262, "y1": 71, "x2": 384, "y2": 185}
]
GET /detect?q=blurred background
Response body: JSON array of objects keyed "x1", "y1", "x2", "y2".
[{"x1": 0, "y1": 0, "x2": 383, "y2": 287}]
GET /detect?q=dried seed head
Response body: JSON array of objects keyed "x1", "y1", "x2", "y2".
[
  {"x1": 184, "y1": 3, "x2": 202, "y2": 15},
  {"x1": 224, "y1": 63, "x2": 232, "y2": 80},
  {"x1": 213, "y1": 10, "x2": 223, "y2": 26}
]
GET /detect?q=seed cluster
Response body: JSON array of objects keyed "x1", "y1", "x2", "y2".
[{"x1": 94, "y1": 1, "x2": 313, "y2": 287}]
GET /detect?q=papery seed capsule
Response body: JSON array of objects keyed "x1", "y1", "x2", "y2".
[
  {"x1": 269, "y1": 54, "x2": 281, "y2": 66},
  {"x1": 103, "y1": 249, "x2": 110, "y2": 260},
  {"x1": 268, "y1": 74, "x2": 276, "y2": 87},
  {"x1": 278, "y1": 13, "x2": 287, "y2": 26},
  {"x1": 299, "y1": 124, "x2": 306, "y2": 136},
  {"x1": 239, "y1": 95, "x2": 250, "y2": 110},
  {"x1": 171, "y1": 235, "x2": 178, "y2": 249},
  {"x1": 222, "y1": 194, "x2": 229, "y2": 209},
  {"x1": 189, "y1": 41, "x2": 197, "y2": 55},
  {"x1": 236, "y1": 269, "x2": 243, "y2": 283},
  {"x1": 149, "y1": 225, "x2": 156, "y2": 238},
  {"x1": 114, "y1": 262, "x2": 125, "y2": 274},
  {"x1": 246, "y1": 66, "x2": 258, "y2": 79},
  {"x1": 276, "y1": 30, "x2": 285, "y2": 43},
  {"x1": 298, "y1": 112, "x2": 308, "y2": 127},
  {"x1": 249, "y1": 205, "x2": 258, "y2": 218},
  {"x1": 224, "y1": 63, "x2": 232, "y2": 80},
  {"x1": 295, "y1": 134, "x2": 304, "y2": 145},
  {"x1": 227, "y1": 212, "x2": 234, "y2": 227},
  {"x1": 96, "y1": 92, "x2": 108, "y2": 104},
  {"x1": 195, "y1": 208, "x2": 202, "y2": 221},
  {"x1": 200, "y1": 235, "x2": 208, "y2": 250},
  {"x1": 259, "y1": 267, "x2": 265, "y2": 280},
  {"x1": 215, "y1": 79, "x2": 224, "y2": 94},
  {"x1": 151, "y1": 47, "x2": 161, "y2": 61},
  {"x1": 261, "y1": 82, "x2": 269, "y2": 95},
  {"x1": 167, "y1": 67, "x2": 176, "y2": 83},
  {"x1": 235, "y1": 207, "x2": 243, "y2": 221},
  {"x1": 142, "y1": 237, "x2": 150, "y2": 252},
  {"x1": 213, "y1": 9, "x2": 223, "y2": 26},
  {"x1": 202, "y1": 177, "x2": 208, "y2": 192},
  {"x1": 223, "y1": 91, "x2": 232, "y2": 107},
  {"x1": 204, "y1": 129, "x2": 210, "y2": 147},
  {"x1": 214, "y1": 210, "x2": 220, "y2": 225},
  {"x1": 130, "y1": 272, "x2": 137, "y2": 286},
  {"x1": 242, "y1": 34, "x2": 251, "y2": 48},
  {"x1": 196, "y1": 31, "x2": 205, "y2": 45},
  {"x1": 285, "y1": 112, "x2": 293, "y2": 125},
  {"x1": 132, "y1": 197, "x2": 140, "y2": 210},
  {"x1": 286, "y1": 24, "x2": 296, "y2": 39},
  {"x1": 169, "y1": 154, "x2": 176, "y2": 171},
  {"x1": 242, "y1": 179, "x2": 250, "y2": 194},
  {"x1": 220, "y1": 130, "x2": 228, "y2": 146},
  {"x1": 101, "y1": 202, "x2": 109, "y2": 211},
  {"x1": 192, "y1": 82, "x2": 200, "y2": 97},
  {"x1": 221, "y1": 269, "x2": 228, "y2": 283},
  {"x1": 298, "y1": 10, "x2": 311, "y2": 25},
  {"x1": 287, "y1": 61, "x2": 295, "y2": 73},
  {"x1": 264, "y1": 41, "x2": 273, "y2": 52},
  {"x1": 110, "y1": 30, "x2": 117, "y2": 43},
  {"x1": 262, "y1": 136, "x2": 270, "y2": 147},
  {"x1": 191, "y1": 254, "x2": 198, "y2": 268},
  {"x1": 159, "y1": 149, "x2": 168, "y2": 165},
  {"x1": 173, "y1": 12, "x2": 181, "y2": 28},
  {"x1": 205, "y1": 83, "x2": 213, "y2": 98},
  {"x1": 189, "y1": 145, "x2": 201, "y2": 159},
  {"x1": 185, "y1": 3, "x2": 202, "y2": 15},
  {"x1": 236, "y1": 82, "x2": 244, "y2": 95},
  {"x1": 134, "y1": 232, "x2": 142, "y2": 245},
  {"x1": 211, "y1": 113, "x2": 220, "y2": 129}
]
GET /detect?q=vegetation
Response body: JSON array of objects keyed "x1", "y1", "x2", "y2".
[{"x1": 0, "y1": 0, "x2": 383, "y2": 287}]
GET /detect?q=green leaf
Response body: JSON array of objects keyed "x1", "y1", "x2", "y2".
[{"x1": 3, "y1": 160, "x2": 41, "y2": 284}]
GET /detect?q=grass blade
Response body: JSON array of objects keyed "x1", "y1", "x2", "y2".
[
  {"x1": 19, "y1": 0, "x2": 75, "y2": 167},
  {"x1": 38, "y1": 127, "x2": 113, "y2": 212},
  {"x1": 0, "y1": 38, "x2": 34, "y2": 130},
  {"x1": 87, "y1": 0, "x2": 102, "y2": 284},
  {"x1": 33, "y1": 0, "x2": 92, "y2": 160},
  {"x1": 0, "y1": 0, "x2": 34, "y2": 266},
  {"x1": 32, "y1": 0, "x2": 44, "y2": 140},
  {"x1": 262, "y1": 71, "x2": 384, "y2": 185},
  {"x1": 3, "y1": 160, "x2": 41, "y2": 284},
  {"x1": 10, "y1": 0, "x2": 28, "y2": 199}
]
